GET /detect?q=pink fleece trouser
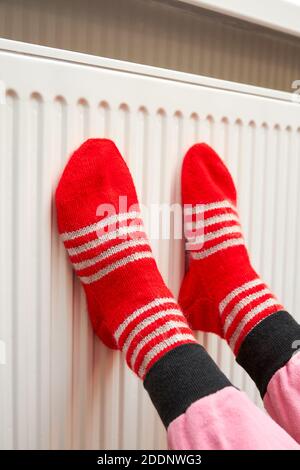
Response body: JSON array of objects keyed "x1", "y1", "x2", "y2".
[{"x1": 167, "y1": 352, "x2": 300, "y2": 450}]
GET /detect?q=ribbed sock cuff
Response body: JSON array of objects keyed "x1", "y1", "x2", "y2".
[
  {"x1": 236, "y1": 311, "x2": 300, "y2": 397},
  {"x1": 143, "y1": 343, "x2": 231, "y2": 428}
]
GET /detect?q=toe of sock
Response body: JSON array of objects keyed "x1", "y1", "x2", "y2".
[
  {"x1": 182, "y1": 143, "x2": 237, "y2": 206},
  {"x1": 55, "y1": 138, "x2": 139, "y2": 234},
  {"x1": 55, "y1": 139, "x2": 124, "y2": 203}
]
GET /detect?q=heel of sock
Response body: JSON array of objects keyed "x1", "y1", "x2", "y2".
[
  {"x1": 85, "y1": 290, "x2": 118, "y2": 349},
  {"x1": 180, "y1": 293, "x2": 223, "y2": 337},
  {"x1": 179, "y1": 269, "x2": 223, "y2": 337}
]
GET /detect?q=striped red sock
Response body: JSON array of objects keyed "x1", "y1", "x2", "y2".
[
  {"x1": 55, "y1": 138, "x2": 196, "y2": 379},
  {"x1": 179, "y1": 143, "x2": 283, "y2": 355}
]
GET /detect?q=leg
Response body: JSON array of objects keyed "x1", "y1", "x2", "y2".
[
  {"x1": 179, "y1": 143, "x2": 300, "y2": 443},
  {"x1": 145, "y1": 345, "x2": 299, "y2": 450},
  {"x1": 56, "y1": 139, "x2": 299, "y2": 449},
  {"x1": 238, "y1": 317, "x2": 300, "y2": 443}
]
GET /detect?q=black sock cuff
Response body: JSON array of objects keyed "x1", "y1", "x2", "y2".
[
  {"x1": 143, "y1": 343, "x2": 232, "y2": 428},
  {"x1": 236, "y1": 311, "x2": 300, "y2": 398}
]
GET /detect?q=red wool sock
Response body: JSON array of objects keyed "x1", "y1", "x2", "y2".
[
  {"x1": 178, "y1": 143, "x2": 283, "y2": 355},
  {"x1": 56, "y1": 138, "x2": 196, "y2": 379}
]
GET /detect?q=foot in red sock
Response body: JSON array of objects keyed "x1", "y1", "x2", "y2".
[
  {"x1": 178, "y1": 143, "x2": 283, "y2": 355},
  {"x1": 56, "y1": 139, "x2": 196, "y2": 378}
]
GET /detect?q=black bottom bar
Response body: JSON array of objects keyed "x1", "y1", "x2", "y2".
[{"x1": 0, "y1": 450, "x2": 299, "y2": 467}]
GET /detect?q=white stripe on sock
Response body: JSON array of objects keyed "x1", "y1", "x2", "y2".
[
  {"x1": 73, "y1": 238, "x2": 149, "y2": 270},
  {"x1": 122, "y1": 308, "x2": 184, "y2": 356},
  {"x1": 137, "y1": 333, "x2": 196, "y2": 378},
  {"x1": 114, "y1": 297, "x2": 177, "y2": 343},
  {"x1": 80, "y1": 251, "x2": 153, "y2": 284},
  {"x1": 61, "y1": 211, "x2": 141, "y2": 241},
  {"x1": 67, "y1": 225, "x2": 145, "y2": 256},
  {"x1": 191, "y1": 237, "x2": 244, "y2": 260},
  {"x1": 205, "y1": 212, "x2": 240, "y2": 227},
  {"x1": 186, "y1": 224, "x2": 241, "y2": 246},
  {"x1": 184, "y1": 200, "x2": 237, "y2": 216},
  {"x1": 185, "y1": 212, "x2": 240, "y2": 231},
  {"x1": 129, "y1": 320, "x2": 189, "y2": 369},
  {"x1": 223, "y1": 288, "x2": 271, "y2": 335},
  {"x1": 229, "y1": 298, "x2": 280, "y2": 351},
  {"x1": 219, "y1": 279, "x2": 263, "y2": 315}
]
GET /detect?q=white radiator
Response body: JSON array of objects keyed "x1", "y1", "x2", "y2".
[{"x1": 0, "y1": 39, "x2": 300, "y2": 450}]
